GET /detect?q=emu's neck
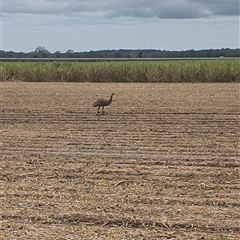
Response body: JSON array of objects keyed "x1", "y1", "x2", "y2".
[{"x1": 109, "y1": 94, "x2": 114, "y2": 103}]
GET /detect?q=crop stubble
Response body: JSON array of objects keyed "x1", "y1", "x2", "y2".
[{"x1": 0, "y1": 83, "x2": 239, "y2": 239}]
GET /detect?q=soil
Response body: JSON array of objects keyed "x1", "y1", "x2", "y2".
[{"x1": 1, "y1": 82, "x2": 239, "y2": 239}]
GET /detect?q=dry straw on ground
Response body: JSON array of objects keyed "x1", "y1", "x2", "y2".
[{"x1": 1, "y1": 83, "x2": 239, "y2": 239}]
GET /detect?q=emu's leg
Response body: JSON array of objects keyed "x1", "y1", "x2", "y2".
[
  {"x1": 97, "y1": 106, "x2": 100, "y2": 115},
  {"x1": 102, "y1": 106, "x2": 105, "y2": 115}
]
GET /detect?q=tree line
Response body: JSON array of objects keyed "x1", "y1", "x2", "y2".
[{"x1": 0, "y1": 46, "x2": 239, "y2": 58}]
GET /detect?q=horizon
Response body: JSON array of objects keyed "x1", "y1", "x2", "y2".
[{"x1": 1, "y1": 47, "x2": 240, "y2": 54}]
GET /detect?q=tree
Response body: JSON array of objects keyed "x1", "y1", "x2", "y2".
[
  {"x1": 53, "y1": 51, "x2": 61, "y2": 58},
  {"x1": 66, "y1": 49, "x2": 74, "y2": 58},
  {"x1": 33, "y1": 46, "x2": 50, "y2": 58},
  {"x1": 66, "y1": 49, "x2": 74, "y2": 54}
]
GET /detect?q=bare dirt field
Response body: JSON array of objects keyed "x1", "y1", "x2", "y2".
[{"x1": 1, "y1": 82, "x2": 239, "y2": 240}]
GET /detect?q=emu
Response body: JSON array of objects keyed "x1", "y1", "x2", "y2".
[{"x1": 93, "y1": 93, "x2": 115, "y2": 115}]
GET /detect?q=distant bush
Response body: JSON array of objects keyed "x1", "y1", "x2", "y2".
[{"x1": 0, "y1": 60, "x2": 239, "y2": 82}]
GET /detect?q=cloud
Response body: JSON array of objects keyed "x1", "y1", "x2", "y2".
[{"x1": 2, "y1": 0, "x2": 240, "y2": 19}]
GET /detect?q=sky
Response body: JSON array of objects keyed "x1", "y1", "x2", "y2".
[{"x1": 1, "y1": 0, "x2": 240, "y2": 53}]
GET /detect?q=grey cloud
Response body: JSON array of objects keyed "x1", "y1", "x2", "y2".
[
  {"x1": 190, "y1": 0, "x2": 239, "y2": 16},
  {"x1": 2, "y1": 0, "x2": 239, "y2": 19}
]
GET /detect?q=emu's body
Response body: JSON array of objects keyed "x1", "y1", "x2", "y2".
[{"x1": 93, "y1": 93, "x2": 115, "y2": 115}]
